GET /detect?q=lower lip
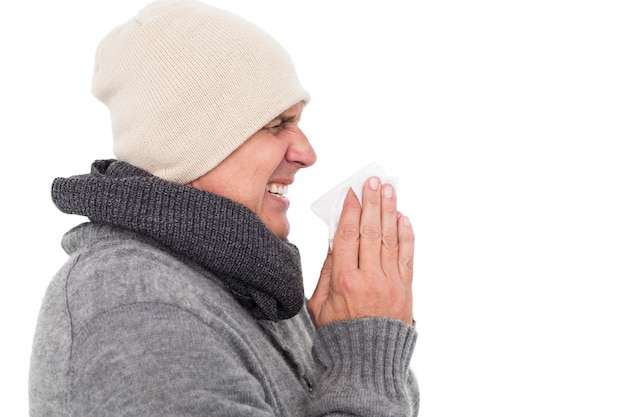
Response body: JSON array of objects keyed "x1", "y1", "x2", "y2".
[{"x1": 267, "y1": 191, "x2": 290, "y2": 207}]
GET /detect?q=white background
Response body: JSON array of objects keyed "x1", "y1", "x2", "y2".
[{"x1": 1, "y1": 1, "x2": 625, "y2": 416}]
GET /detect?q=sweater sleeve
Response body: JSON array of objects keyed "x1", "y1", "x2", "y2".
[
  {"x1": 68, "y1": 301, "x2": 418, "y2": 416},
  {"x1": 69, "y1": 302, "x2": 277, "y2": 416},
  {"x1": 308, "y1": 318, "x2": 419, "y2": 417}
]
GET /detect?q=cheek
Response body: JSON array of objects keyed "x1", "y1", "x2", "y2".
[{"x1": 247, "y1": 178, "x2": 273, "y2": 212}]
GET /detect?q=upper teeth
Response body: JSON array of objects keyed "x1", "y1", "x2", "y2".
[{"x1": 266, "y1": 183, "x2": 288, "y2": 197}]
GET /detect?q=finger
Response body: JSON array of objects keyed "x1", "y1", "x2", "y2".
[
  {"x1": 380, "y1": 183, "x2": 400, "y2": 276},
  {"x1": 397, "y1": 214, "x2": 415, "y2": 286},
  {"x1": 358, "y1": 177, "x2": 383, "y2": 271},
  {"x1": 331, "y1": 188, "x2": 362, "y2": 274}
]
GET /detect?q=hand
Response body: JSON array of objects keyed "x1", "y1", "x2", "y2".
[{"x1": 307, "y1": 177, "x2": 414, "y2": 328}]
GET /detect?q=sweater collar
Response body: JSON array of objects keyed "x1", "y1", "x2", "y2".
[{"x1": 51, "y1": 159, "x2": 304, "y2": 321}]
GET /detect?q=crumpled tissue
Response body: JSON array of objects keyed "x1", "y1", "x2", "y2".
[{"x1": 310, "y1": 162, "x2": 398, "y2": 249}]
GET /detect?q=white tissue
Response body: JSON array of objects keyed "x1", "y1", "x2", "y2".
[{"x1": 310, "y1": 162, "x2": 398, "y2": 249}]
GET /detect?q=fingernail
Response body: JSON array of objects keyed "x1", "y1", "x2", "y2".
[
  {"x1": 403, "y1": 216, "x2": 411, "y2": 226},
  {"x1": 368, "y1": 177, "x2": 379, "y2": 190},
  {"x1": 383, "y1": 184, "x2": 394, "y2": 198}
]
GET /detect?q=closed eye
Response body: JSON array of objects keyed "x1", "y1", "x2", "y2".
[
  {"x1": 265, "y1": 118, "x2": 283, "y2": 130},
  {"x1": 264, "y1": 115, "x2": 297, "y2": 131}
]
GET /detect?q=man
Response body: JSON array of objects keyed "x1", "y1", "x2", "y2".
[{"x1": 29, "y1": 0, "x2": 418, "y2": 415}]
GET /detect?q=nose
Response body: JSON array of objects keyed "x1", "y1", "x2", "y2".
[{"x1": 286, "y1": 126, "x2": 317, "y2": 168}]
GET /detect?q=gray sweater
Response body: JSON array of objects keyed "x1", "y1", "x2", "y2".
[{"x1": 30, "y1": 160, "x2": 419, "y2": 416}]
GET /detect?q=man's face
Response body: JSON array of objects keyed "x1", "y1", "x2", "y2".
[{"x1": 188, "y1": 102, "x2": 316, "y2": 239}]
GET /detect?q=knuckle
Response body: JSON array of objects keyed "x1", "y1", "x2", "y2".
[
  {"x1": 381, "y1": 231, "x2": 399, "y2": 249},
  {"x1": 365, "y1": 278, "x2": 386, "y2": 296},
  {"x1": 338, "y1": 223, "x2": 360, "y2": 242},
  {"x1": 333, "y1": 272, "x2": 358, "y2": 294},
  {"x1": 401, "y1": 254, "x2": 414, "y2": 272},
  {"x1": 360, "y1": 224, "x2": 381, "y2": 240},
  {"x1": 364, "y1": 195, "x2": 380, "y2": 206}
]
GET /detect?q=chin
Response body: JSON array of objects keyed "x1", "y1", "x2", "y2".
[
  {"x1": 272, "y1": 223, "x2": 290, "y2": 240},
  {"x1": 275, "y1": 229, "x2": 289, "y2": 241}
]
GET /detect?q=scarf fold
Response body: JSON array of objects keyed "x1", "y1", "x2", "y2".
[{"x1": 51, "y1": 159, "x2": 304, "y2": 321}]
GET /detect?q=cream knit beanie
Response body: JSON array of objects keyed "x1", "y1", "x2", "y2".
[{"x1": 92, "y1": 0, "x2": 310, "y2": 184}]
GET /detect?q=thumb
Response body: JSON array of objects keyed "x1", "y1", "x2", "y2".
[{"x1": 307, "y1": 250, "x2": 333, "y2": 319}]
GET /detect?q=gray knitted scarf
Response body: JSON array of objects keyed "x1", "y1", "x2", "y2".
[{"x1": 51, "y1": 159, "x2": 304, "y2": 321}]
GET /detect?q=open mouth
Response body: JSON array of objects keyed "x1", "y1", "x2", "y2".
[{"x1": 266, "y1": 183, "x2": 288, "y2": 198}]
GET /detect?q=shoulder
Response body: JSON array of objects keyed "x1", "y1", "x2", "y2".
[{"x1": 60, "y1": 223, "x2": 250, "y2": 336}]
